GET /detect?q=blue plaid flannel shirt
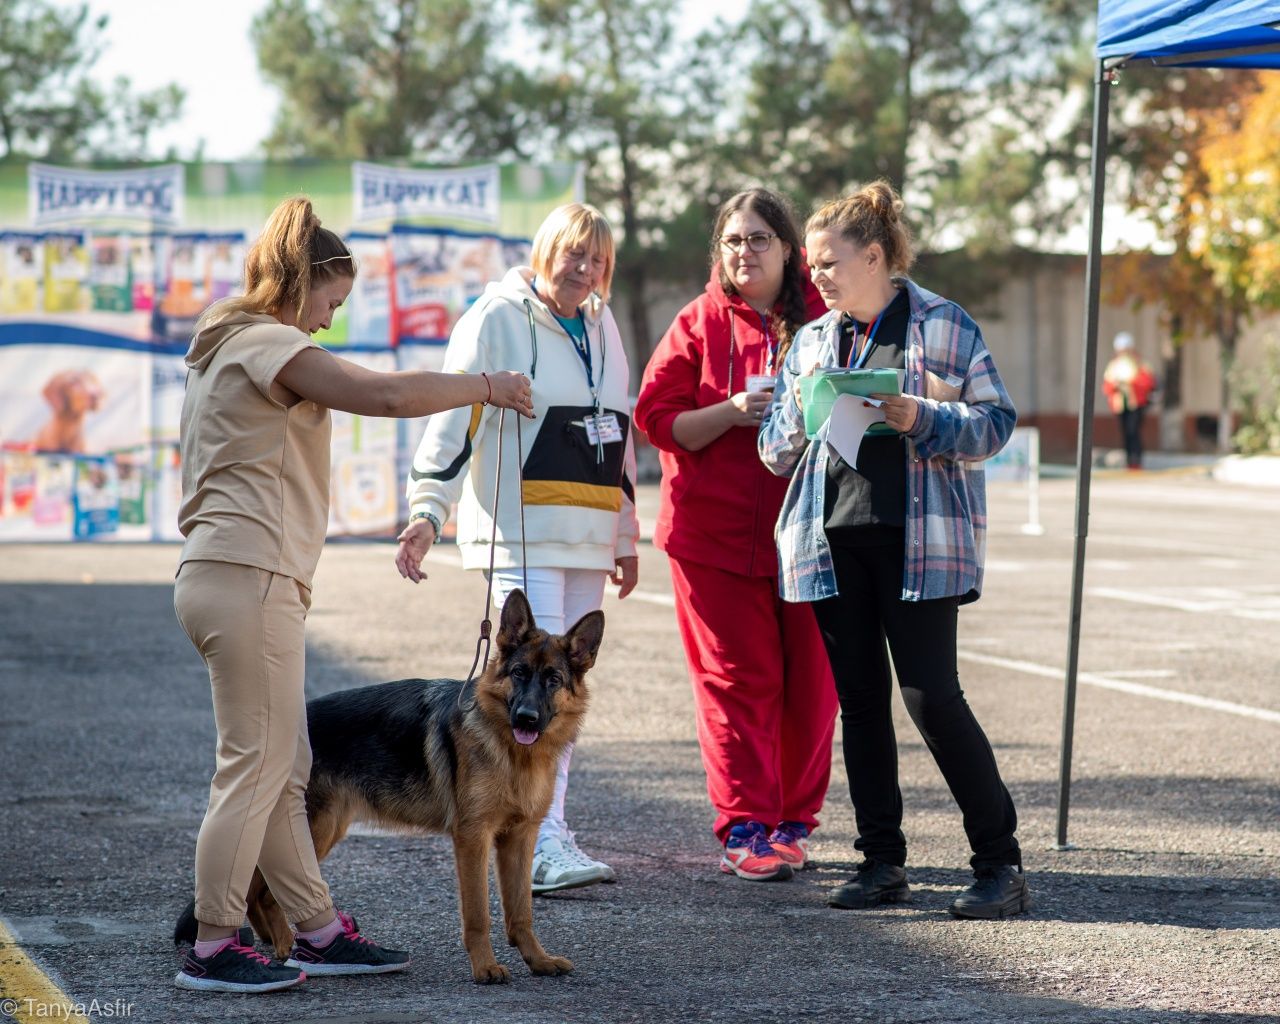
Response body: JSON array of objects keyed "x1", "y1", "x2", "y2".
[{"x1": 758, "y1": 278, "x2": 1016, "y2": 604}]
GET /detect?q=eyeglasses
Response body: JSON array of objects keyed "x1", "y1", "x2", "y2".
[{"x1": 718, "y1": 232, "x2": 778, "y2": 254}]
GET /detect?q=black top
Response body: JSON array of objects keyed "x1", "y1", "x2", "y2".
[{"x1": 823, "y1": 287, "x2": 910, "y2": 544}]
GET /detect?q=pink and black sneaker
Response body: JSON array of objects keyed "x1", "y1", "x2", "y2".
[
  {"x1": 174, "y1": 940, "x2": 305, "y2": 993},
  {"x1": 720, "y1": 821, "x2": 794, "y2": 881},
  {"x1": 285, "y1": 911, "x2": 410, "y2": 976},
  {"x1": 768, "y1": 821, "x2": 811, "y2": 869}
]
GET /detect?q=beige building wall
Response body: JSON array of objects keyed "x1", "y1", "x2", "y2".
[{"x1": 611, "y1": 255, "x2": 1276, "y2": 462}]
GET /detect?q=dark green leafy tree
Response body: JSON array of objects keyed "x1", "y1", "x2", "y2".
[
  {"x1": 0, "y1": 1, "x2": 185, "y2": 161},
  {"x1": 251, "y1": 0, "x2": 560, "y2": 160},
  {"x1": 1107, "y1": 66, "x2": 1263, "y2": 449},
  {"x1": 684, "y1": 0, "x2": 1096, "y2": 304},
  {"x1": 524, "y1": 0, "x2": 699, "y2": 365}
]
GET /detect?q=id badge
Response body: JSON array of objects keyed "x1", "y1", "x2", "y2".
[
  {"x1": 746, "y1": 374, "x2": 776, "y2": 393},
  {"x1": 584, "y1": 413, "x2": 623, "y2": 444}
]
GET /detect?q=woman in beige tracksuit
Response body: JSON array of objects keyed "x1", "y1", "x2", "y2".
[{"x1": 172, "y1": 196, "x2": 532, "y2": 994}]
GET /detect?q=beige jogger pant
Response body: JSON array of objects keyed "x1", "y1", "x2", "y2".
[{"x1": 174, "y1": 560, "x2": 333, "y2": 928}]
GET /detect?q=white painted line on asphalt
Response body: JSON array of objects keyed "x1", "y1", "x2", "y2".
[
  {"x1": 957, "y1": 650, "x2": 1280, "y2": 724},
  {"x1": 1103, "y1": 669, "x2": 1176, "y2": 679},
  {"x1": 1086, "y1": 559, "x2": 1137, "y2": 571},
  {"x1": 1089, "y1": 586, "x2": 1280, "y2": 621},
  {"x1": 986, "y1": 559, "x2": 1068, "y2": 573},
  {"x1": 1197, "y1": 557, "x2": 1247, "y2": 570},
  {"x1": 1091, "y1": 533, "x2": 1278, "y2": 559}
]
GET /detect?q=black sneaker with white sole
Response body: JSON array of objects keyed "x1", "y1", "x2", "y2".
[
  {"x1": 174, "y1": 941, "x2": 306, "y2": 993},
  {"x1": 284, "y1": 911, "x2": 410, "y2": 976}
]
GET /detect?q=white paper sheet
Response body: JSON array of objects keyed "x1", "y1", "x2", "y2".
[{"x1": 825, "y1": 392, "x2": 886, "y2": 470}]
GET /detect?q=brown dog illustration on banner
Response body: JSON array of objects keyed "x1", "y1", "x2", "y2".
[{"x1": 33, "y1": 369, "x2": 105, "y2": 453}]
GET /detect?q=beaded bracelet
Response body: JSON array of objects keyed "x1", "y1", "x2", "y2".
[
  {"x1": 480, "y1": 371, "x2": 492, "y2": 405},
  {"x1": 408, "y1": 509, "x2": 442, "y2": 536}
]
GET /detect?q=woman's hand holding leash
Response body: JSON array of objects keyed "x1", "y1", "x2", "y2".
[
  {"x1": 485, "y1": 371, "x2": 535, "y2": 418},
  {"x1": 611, "y1": 556, "x2": 638, "y2": 599},
  {"x1": 395, "y1": 518, "x2": 437, "y2": 584}
]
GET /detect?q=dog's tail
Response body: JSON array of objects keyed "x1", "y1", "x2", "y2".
[{"x1": 173, "y1": 900, "x2": 198, "y2": 947}]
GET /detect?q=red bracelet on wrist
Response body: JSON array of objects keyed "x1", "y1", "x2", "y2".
[{"x1": 480, "y1": 372, "x2": 492, "y2": 405}]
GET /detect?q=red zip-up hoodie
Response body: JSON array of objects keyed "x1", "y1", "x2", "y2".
[{"x1": 635, "y1": 268, "x2": 827, "y2": 578}]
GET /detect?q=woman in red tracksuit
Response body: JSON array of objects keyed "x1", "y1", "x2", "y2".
[{"x1": 635, "y1": 188, "x2": 837, "y2": 882}]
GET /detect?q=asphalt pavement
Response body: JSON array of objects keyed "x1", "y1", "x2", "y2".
[{"x1": 0, "y1": 469, "x2": 1277, "y2": 1024}]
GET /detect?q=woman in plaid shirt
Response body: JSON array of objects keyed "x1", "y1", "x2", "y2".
[{"x1": 758, "y1": 181, "x2": 1030, "y2": 919}]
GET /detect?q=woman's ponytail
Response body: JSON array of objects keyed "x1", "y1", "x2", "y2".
[{"x1": 198, "y1": 195, "x2": 354, "y2": 330}]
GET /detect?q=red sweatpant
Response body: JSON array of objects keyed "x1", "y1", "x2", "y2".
[{"x1": 669, "y1": 555, "x2": 839, "y2": 844}]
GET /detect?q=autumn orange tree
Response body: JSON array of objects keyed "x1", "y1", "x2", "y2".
[
  {"x1": 1193, "y1": 76, "x2": 1280, "y2": 451},
  {"x1": 1108, "y1": 67, "x2": 1268, "y2": 451}
]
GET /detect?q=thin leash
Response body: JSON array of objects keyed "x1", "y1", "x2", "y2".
[{"x1": 460, "y1": 407, "x2": 527, "y2": 707}]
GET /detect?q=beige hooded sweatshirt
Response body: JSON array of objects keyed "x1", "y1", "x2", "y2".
[{"x1": 177, "y1": 302, "x2": 330, "y2": 588}]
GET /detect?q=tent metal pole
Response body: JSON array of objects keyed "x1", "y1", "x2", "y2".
[
  {"x1": 1055, "y1": 60, "x2": 1113, "y2": 852},
  {"x1": 1148, "y1": 41, "x2": 1280, "y2": 65}
]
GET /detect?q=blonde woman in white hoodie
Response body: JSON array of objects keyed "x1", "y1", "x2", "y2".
[{"x1": 396, "y1": 203, "x2": 640, "y2": 893}]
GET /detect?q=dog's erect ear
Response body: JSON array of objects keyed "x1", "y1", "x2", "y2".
[
  {"x1": 562, "y1": 610, "x2": 605, "y2": 673},
  {"x1": 43, "y1": 372, "x2": 73, "y2": 414},
  {"x1": 497, "y1": 588, "x2": 535, "y2": 649}
]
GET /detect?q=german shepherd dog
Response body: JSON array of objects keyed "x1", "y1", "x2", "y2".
[{"x1": 175, "y1": 589, "x2": 603, "y2": 983}]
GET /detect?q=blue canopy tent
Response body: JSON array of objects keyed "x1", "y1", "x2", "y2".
[{"x1": 1056, "y1": 0, "x2": 1280, "y2": 847}]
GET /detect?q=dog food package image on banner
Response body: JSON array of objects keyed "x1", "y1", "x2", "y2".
[
  {"x1": 72, "y1": 455, "x2": 119, "y2": 539},
  {"x1": 0, "y1": 232, "x2": 46, "y2": 313},
  {"x1": 342, "y1": 233, "x2": 393, "y2": 346},
  {"x1": 327, "y1": 351, "x2": 399, "y2": 535},
  {"x1": 90, "y1": 234, "x2": 133, "y2": 312},
  {"x1": 44, "y1": 232, "x2": 90, "y2": 314}
]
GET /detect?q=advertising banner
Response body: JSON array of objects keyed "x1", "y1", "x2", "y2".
[
  {"x1": 0, "y1": 158, "x2": 581, "y2": 541},
  {"x1": 353, "y1": 162, "x2": 500, "y2": 226},
  {"x1": 29, "y1": 163, "x2": 185, "y2": 229}
]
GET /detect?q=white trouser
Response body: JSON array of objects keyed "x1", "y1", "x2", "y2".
[{"x1": 488, "y1": 567, "x2": 607, "y2": 848}]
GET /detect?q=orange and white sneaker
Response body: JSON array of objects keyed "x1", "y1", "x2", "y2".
[
  {"x1": 768, "y1": 821, "x2": 811, "y2": 869},
  {"x1": 720, "y1": 822, "x2": 793, "y2": 881}
]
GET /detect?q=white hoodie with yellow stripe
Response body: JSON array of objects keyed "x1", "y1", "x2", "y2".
[{"x1": 406, "y1": 266, "x2": 639, "y2": 572}]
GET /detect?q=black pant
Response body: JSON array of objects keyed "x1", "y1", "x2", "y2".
[
  {"x1": 812, "y1": 537, "x2": 1020, "y2": 871},
  {"x1": 1119, "y1": 407, "x2": 1145, "y2": 468}
]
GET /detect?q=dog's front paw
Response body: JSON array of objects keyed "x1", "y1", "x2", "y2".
[
  {"x1": 527, "y1": 954, "x2": 573, "y2": 976},
  {"x1": 471, "y1": 960, "x2": 512, "y2": 984}
]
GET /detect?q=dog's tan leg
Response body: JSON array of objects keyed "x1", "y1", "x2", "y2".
[
  {"x1": 246, "y1": 801, "x2": 351, "y2": 959},
  {"x1": 495, "y1": 824, "x2": 572, "y2": 976},
  {"x1": 309, "y1": 801, "x2": 350, "y2": 863},
  {"x1": 246, "y1": 868, "x2": 294, "y2": 959},
  {"x1": 453, "y1": 829, "x2": 507, "y2": 983}
]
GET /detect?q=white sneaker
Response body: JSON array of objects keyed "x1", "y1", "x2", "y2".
[{"x1": 531, "y1": 830, "x2": 615, "y2": 893}]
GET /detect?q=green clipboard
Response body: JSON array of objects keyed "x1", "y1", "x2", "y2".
[{"x1": 799, "y1": 367, "x2": 901, "y2": 439}]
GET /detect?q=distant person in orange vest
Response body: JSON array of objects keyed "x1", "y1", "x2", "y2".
[{"x1": 1102, "y1": 332, "x2": 1158, "y2": 469}]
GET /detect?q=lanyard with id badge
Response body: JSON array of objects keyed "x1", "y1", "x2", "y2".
[
  {"x1": 729, "y1": 310, "x2": 780, "y2": 396},
  {"x1": 562, "y1": 308, "x2": 619, "y2": 463}
]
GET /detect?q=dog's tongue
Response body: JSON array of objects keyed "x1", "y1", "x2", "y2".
[{"x1": 513, "y1": 727, "x2": 539, "y2": 746}]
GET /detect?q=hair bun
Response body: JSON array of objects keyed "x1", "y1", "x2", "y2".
[{"x1": 860, "y1": 181, "x2": 899, "y2": 222}]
